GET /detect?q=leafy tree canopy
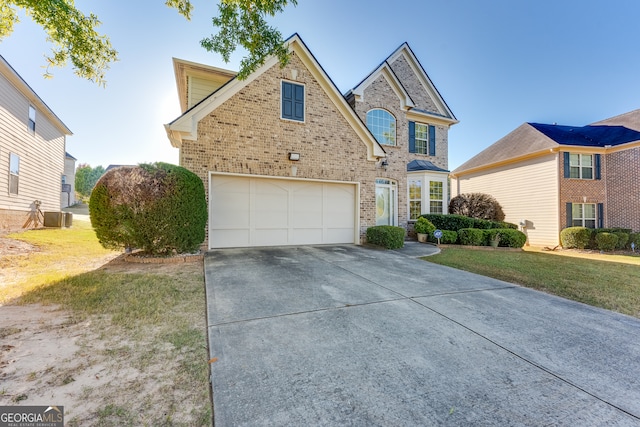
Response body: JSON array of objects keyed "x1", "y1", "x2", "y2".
[
  {"x1": 0, "y1": 0, "x2": 295, "y2": 85},
  {"x1": 75, "y1": 163, "x2": 105, "y2": 198}
]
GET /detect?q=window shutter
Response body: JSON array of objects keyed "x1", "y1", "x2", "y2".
[
  {"x1": 408, "y1": 121, "x2": 416, "y2": 153},
  {"x1": 429, "y1": 125, "x2": 436, "y2": 156},
  {"x1": 597, "y1": 203, "x2": 604, "y2": 228},
  {"x1": 566, "y1": 202, "x2": 572, "y2": 227},
  {"x1": 282, "y1": 82, "x2": 293, "y2": 118},
  {"x1": 293, "y1": 84, "x2": 304, "y2": 121},
  {"x1": 563, "y1": 152, "x2": 570, "y2": 178},
  {"x1": 594, "y1": 154, "x2": 601, "y2": 180},
  {"x1": 282, "y1": 82, "x2": 304, "y2": 121}
]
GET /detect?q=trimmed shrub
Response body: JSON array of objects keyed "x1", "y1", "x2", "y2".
[
  {"x1": 485, "y1": 229, "x2": 527, "y2": 248},
  {"x1": 414, "y1": 217, "x2": 435, "y2": 235},
  {"x1": 421, "y1": 214, "x2": 474, "y2": 231},
  {"x1": 613, "y1": 232, "x2": 629, "y2": 250},
  {"x1": 366, "y1": 226, "x2": 405, "y2": 249},
  {"x1": 471, "y1": 218, "x2": 493, "y2": 230},
  {"x1": 560, "y1": 227, "x2": 592, "y2": 249},
  {"x1": 449, "y1": 193, "x2": 505, "y2": 221},
  {"x1": 629, "y1": 232, "x2": 640, "y2": 249},
  {"x1": 440, "y1": 230, "x2": 458, "y2": 244},
  {"x1": 595, "y1": 232, "x2": 619, "y2": 252},
  {"x1": 89, "y1": 163, "x2": 207, "y2": 255},
  {"x1": 458, "y1": 228, "x2": 485, "y2": 246},
  {"x1": 492, "y1": 221, "x2": 519, "y2": 230}
]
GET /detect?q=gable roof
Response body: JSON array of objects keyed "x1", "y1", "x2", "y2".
[
  {"x1": 452, "y1": 114, "x2": 640, "y2": 177},
  {"x1": 407, "y1": 159, "x2": 449, "y2": 173},
  {"x1": 165, "y1": 34, "x2": 386, "y2": 161},
  {"x1": 346, "y1": 43, "x2": 458, "y2": 126},
  {"x1": 591, "y1": 109, "x2": 640, "y2": 132},
  {"x1": 0, "y1": 55, "x2": 72, "y2": 136}
]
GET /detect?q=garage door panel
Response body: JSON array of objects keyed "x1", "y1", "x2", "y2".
[{"x1": 210, "y1": 175, "x2": 356, "y2": 248}]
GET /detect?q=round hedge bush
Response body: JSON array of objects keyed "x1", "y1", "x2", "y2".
[
  {"x1": 89, "y1": 163, "x2": 207, "y2": 255},
  {"x1": 560, "y1": 227, "x2": 592, "y2": 249},
  {"x1": 366, "y1": 225, "x2": 405, "y2": 249},
  {"x1": 457, "y1": 228, "x2": 485, "y2": 246},
  {"x1": 595, "y1": 232, "x2": 619, "y2": 252}
]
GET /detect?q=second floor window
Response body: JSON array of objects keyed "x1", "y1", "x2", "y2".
[
  {"x1": 570, "y1": 154, "x2": 593, "y2": 179},
  {"x1": 366, "y1": 109, "x2": 396, "y2": 146},
  {"x1": 282, "y1": 81, "x2": 304, "y2": 122},
  {"x1": 28, "y1": 105, "x2": 36, "y2": 133},
  {"x1": 409, "y1": 121, "x2": 436, "y2": 155},
  {"x1": 9, "y1": 153, "x2": 19, "y2": 194}
]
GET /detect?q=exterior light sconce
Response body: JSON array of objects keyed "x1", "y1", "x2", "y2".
[
  {"x1": 289, "y1": 152, "x2": 300, "y2": 161},
  {"x1": 378, "y1": 159, "x2": 388, "y2": 170}
]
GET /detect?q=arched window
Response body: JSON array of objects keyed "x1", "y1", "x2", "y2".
[{"x1": 366, "y1": 109, "x2": 396, "y2": 146}]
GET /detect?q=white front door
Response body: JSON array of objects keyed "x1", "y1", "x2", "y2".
[{"x1": 375, "y1": 178, "x2": 397, "y2": 226}]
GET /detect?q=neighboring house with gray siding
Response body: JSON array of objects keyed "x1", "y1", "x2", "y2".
[
  {"x1": 61, "y1": 151, "x2": 76, "y2": 208},
  {"x1": 165, "y1": 34, "x2": 457, "y2": 249},
  {"x1": 451, "y1": 110, "x2": 640, "y2": 246},
  {"x1": 0, "y1": 55, "x2": 72, "y2": 230}
]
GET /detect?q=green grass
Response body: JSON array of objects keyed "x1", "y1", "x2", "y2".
[
  {"x1": 425, "y1": 248, "x2": 640, "y2": 318},
  {"x1": 2, "y1": 222, "x2": 212, "y2": 425},
  {"x1": 1, "y1": 221, "x2": 117, "y2": 303}
]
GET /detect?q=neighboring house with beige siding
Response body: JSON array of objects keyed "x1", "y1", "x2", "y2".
[
  {"x1": 0, "y1": 55, "x2": 72, "y2": 230},
  {"x1": 165, "y1": 34, "x2": 457, "y2": 249},
  {"x1": 451, "y1": 110, "x2": 640, "y2": 246},
  {"x1": 61, "y1": 151, "x2": 76, "y2": 208}
]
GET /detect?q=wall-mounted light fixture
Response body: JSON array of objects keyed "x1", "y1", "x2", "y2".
[{"x1": 289, "y1": 152, "x2": 300, "y2": 161}]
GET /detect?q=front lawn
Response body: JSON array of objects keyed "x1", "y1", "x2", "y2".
[{"x1": 425, "y1": 248, "x2": 640, "y2": 318}]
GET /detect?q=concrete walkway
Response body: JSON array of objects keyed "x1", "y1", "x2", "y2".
[{"x1": 204, "y1": 245, "x2": 640, "y2": 426}]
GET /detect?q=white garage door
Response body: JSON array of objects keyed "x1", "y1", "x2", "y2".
[{"x1": 209, "y1": 174, "x2": 358, "y2": 249}]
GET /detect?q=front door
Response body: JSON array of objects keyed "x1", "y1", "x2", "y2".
[{"x1": 375, "y1": 179, "x2": 397, "y2": 226}]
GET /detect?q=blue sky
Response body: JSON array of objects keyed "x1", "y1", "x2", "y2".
[{"x1": 2, "y1": 0, "x2": 639, "y2": 170}]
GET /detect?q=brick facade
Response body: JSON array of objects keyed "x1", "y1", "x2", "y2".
[
  {"x1": 559, "y1": 148, "x2": 640, "y2": 231},
  {"x1": 179, "y1": 53, "x2": 378, "y2": 241}
]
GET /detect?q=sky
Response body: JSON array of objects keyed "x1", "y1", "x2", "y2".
[{"x1": 1, "y1": 0, "x2": 639, "y2": 171}]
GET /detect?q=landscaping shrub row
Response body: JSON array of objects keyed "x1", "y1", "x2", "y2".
[
  {"x1": 455, "y1": 228, "x2": 526, "y2": 248},
  {"x1": 560, "y1": 227, "x2": 639, "y2": 251},
  {"x1": 421, "y1": 214, "x2": 518, "y2": 232},
  {"x1": 366, "y1": 225, "x2": 405, "y2": 249}
]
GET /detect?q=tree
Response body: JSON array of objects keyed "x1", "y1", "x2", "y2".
[
  {"x1": 75, "y1": 164, "x2": 105, "y2": 199},
  {"x1": 201, "y1": 0, "x2": 298, "y2": 79},
  {"x1": 449, "y1": 193, "x2": 506, "y2": 222},
  {"x1": 0, "y1": 0, "x2": 295, "y2": 85}
]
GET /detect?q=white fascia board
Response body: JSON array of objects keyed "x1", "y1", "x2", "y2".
[
  {"x1": 350, "y1": 63, "x2": 414, "y2": 111},
  {"x1": 406, "y1": 109, "x2": 459, "y2": 127}
]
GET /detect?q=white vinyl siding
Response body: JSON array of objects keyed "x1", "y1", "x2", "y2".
[
  {"x1": 0, "y1": 70, "x2": 65, "y2": 213},
  {"x1": 187, "y1": 76, "x2": 224, "y2": 109},
  {"x1": 452, "y1": 154, "x2": 559, "y2": 246}
]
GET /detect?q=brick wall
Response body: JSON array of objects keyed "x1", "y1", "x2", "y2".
[
  {"x1": 179, "y1": 52, "x2": 378, "y2": 241},
  {"x1": 605, "y1": 147, "x2": 640, "y2": 231},
  {"x1": 558, "y1": 152, "x2": 606, "y2": 228}
]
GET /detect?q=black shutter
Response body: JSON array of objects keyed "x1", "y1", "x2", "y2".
[
  {"x1": 597, "y1": 203, "x2": 604, "y2": 228},
  {"x1": 409, "y1": 121, "x2": 415, "y2": 153},
  {"x1": 566, "y1": 202, "x2": 572, "y2": 227},
  {"x1": 594, "y1": 154, "x2": 601, "y2": 180},
  {"x1": 429, "y1": 125, "x2": 436, "y2": 156},
  {"x1": 563, "y1": 152, "x2": 570, "y2": 178}
]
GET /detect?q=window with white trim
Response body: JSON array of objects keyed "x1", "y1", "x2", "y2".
[
  {"x1": 408, "y1": 179, "x2": 422, "y2": 220},
  {"x1": 572, "y1": 203, "x2": 596, "y2": 228},
  {"x1": 28, "y1": 105, "x2": 36, "y2": 133},
  {"x1": 429, "y1": 181, "x2": 444, "y2": 214},
  {"x1": 414, "y1": 123, "x2": 429, "y2": 154},
  {"x1": 281, "y1": 81, "x2": 304, "y2": 121},
  {"x1": 570, "y1": 154, "x2": 593, "y2": 179},
  {"x1": 366, "y1": 109, "x2": 396, "y2": 146},
  {"x1": 9, "y1": 153, "x2": 19, "y2": 194}
]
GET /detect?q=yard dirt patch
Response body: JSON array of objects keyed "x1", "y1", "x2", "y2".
[{"x1": 0, "y1": 239, "x2": 210, "y2": 425}]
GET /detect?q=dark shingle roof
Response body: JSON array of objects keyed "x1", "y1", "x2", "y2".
[
  {"x1": 529, "y1": 123, "x2": 640, "y2": 147},
  {"x1": 407, "y1": 159, "x2": 449, "y2": 172}
]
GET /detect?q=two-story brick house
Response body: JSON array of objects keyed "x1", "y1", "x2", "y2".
[
  {"x1": 165, "y1": 34, "x2": 457, "y2": 249},
  {"x1": 0, "y1": 55, "x2": 72, "y2": 231},
  {"x1": 450, "y1": 110, "x2": 640, "y2": 246}
]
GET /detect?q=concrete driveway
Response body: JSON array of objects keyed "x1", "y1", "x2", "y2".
[{"x1": 204, "y1": 243, "x2": 640, "y2": 426}]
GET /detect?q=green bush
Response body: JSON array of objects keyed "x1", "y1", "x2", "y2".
[
  {"x1": 629, "y1": 232, "x2": 640, "y2": 249},
  {"x1": 89, "y1": 163, "x2": 207, "y2": 255},
  {"x1": 366, "y1": 226, "x2": 405, "y2": 249},
  {"x1": 421, "y1": 214, "x2": 475, "y2": 231},
  {"x1": 595, "y1": 232, "x2": 619, "y2": 252},
  {"x1": 458, "y1": 228, "x2": 485, "y2": 246},
  {"x1": 440, "y1": 230, "x2": 458, "y2": 244},
  {"x1": 613, "y1": 232, "x2": 629, "y2": 250},
  {"x1": 414, "y1": 217, "x2": 435, "y2": 235},
  {"x1": 560, "y1": 227, "x2": 592, "y2": 249},
  {"x1": 492, "y1": 221, "x2": 519, "y2": 230},
  {"x1": 484, "y1": 229, "x2": 527, "y2": 248}
]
